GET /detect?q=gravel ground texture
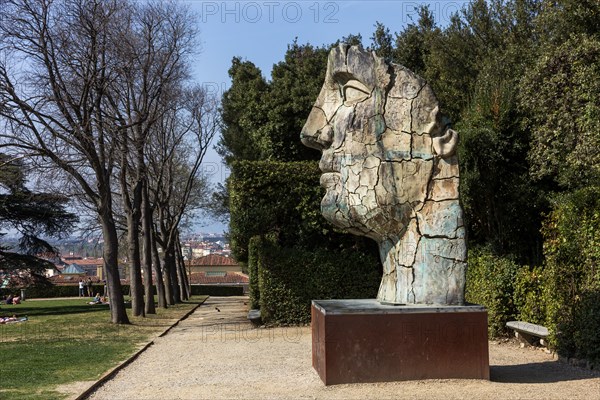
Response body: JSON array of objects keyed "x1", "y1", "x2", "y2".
[{"x1": 81, "y1": 296, "x2": 600, "y2": 400}]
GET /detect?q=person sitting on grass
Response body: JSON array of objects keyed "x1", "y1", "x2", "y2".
[
  {"x1": 12, "y1": 295, "x2": 20, "y2": 304},
  {"x1": 88, "y1": 293, "x2": 104, "y2": 305},
  {"x1": 5, "y1": 294, "x2": 13, "y2": 305}
]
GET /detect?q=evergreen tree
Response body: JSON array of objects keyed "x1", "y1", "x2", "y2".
[
  {"x1": 0, "y1": 155, "x2": 77, "y2": 283},
  {"x1": 216, "y1": 58, "x2": 269, "y2": 164}
]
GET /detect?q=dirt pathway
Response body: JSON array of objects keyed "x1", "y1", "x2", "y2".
[{"x1": 85, "y1": 296, "x2": 600, "y2": 400}]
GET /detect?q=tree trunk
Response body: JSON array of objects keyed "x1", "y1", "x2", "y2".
[
  {"x1": 100, "y1": 210, "x2": 130, "y2": 324},
  {"x1": 151, "y1": 227, "x2": 167, "y2": 309},
  {"x1": 164, "y1": 242, "x2": 180, "y2": 304},
  {"x1": 141, "y1": 183, "x2": 156, "y2": 314},
  {"x1": 175, "y1": 248, "x2": 188, "y2": 301},
  {"x1": 175, "y1": 234, "x2": 190, "y2": 300},
  {"x1": 127, "y1": 211, "x2": 145, "y2": 317}
]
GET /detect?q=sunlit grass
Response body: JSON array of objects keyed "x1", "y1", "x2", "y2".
[{"x1": 0, "y1": 296, "x2": 207, "y2": 400}]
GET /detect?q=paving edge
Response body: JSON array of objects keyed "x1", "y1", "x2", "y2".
[{"x1": 74, "y1": 297, "x2": 208, "y2": 400}]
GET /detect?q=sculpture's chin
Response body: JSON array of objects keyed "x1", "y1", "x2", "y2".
[{"x1": 320, "y1": 188, "x2": 349, "y2": 227}]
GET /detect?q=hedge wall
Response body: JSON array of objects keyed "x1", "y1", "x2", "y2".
[
  {"x1": 541, "y1": 187, "x2": 600, "y2": 363},
  {"x1": 190, "y1": 285, "x2": 245, "y2": 296},
  {"x1": 465, "y1": 247, "x2": 522, "y2": 337},
  {"x1": 465, "y1": 187, "x2": 600, "y2": 367},
  {"x1": 228, "y1": 160, "x2": 375, "y2": 264},
  {"x1": 248, "y1": 236, "x2": 261, "y2": 309},
  {"x1": 229, "y1": 160, "x2": 326, "y2": 264},
  {"x1": 1, "y1": 284, "x2": 245, "y2": 299},
  {"x1": 0, "y1": 284, "x2": 107, "y2": 299},
  {"x1": 253, "y1": 239, "x2": 381, "y2": 325}
]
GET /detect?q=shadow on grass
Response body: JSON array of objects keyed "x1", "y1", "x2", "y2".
[
  {"x1": 491, "y1": 361, "x2": 600, "y2": 383},
  {"x1": 0, "y1": 295, "x2": 206, "y2": 319},
  {"x1": 0, "y1": 303, "x2": 118, "y2": 317}
]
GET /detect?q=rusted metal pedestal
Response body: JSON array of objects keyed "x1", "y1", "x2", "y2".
[{"x1": 311, "y1": 299, "x2": 489, "y2": 385}]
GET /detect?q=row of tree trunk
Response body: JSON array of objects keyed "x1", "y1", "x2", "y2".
[{"x1": 0, "y1": 0, "x2": 218, "y2": 323}]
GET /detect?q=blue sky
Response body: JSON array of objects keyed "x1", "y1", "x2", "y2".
[{"x1": 186, "y1": 0, "x2": 468, "y2": 233}]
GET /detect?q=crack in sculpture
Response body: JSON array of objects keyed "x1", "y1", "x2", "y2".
[{"x1": 301, "y1": 44, "x2": 467, "y2": 305}]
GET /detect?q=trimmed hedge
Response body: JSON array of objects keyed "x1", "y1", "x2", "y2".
[
  {"x1": 228, "y1": 160, "x2": 375, "y2": 264},
  {"x1": 465, "y1": 247, "x2": 521, "y2": 337},
  {"x1": 190, "y1": 285, "x2": 245, "y2": 296},
  {"x1": 1, "y1": 284, "x2": 245, "y2": 299},
  {"x1": 248, "y1": 236, "x2": 261, "y2": 309},
  {"x1": 541, "y1": 187, "x2": 600, "y2": 363},
  {"x1": 466, "y1": 187, "x2": 600, "y2": 367},
  {"x1": 254, "y1": 239, "x2": 380, "y2": 325},
  {"x1": 229, "y1": 160, "x2": 326, "y2": 264},
  {"x1": 0, "y1": 284, "x2": 107, "y2": 299},
  {"x1": 513, "y1": 265, "x2": 547, "y2": 326}
]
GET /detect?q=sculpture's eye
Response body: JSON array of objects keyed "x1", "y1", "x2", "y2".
[{"x1": 340, "y1": 79, "x2": 370, "y2": 106}]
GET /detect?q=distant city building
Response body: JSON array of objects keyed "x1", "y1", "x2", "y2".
[
  {"x1": 60, "y1": 256, "x2": 105, "y2": 278},
  {"x1": 186, "y1": 254, "x2": 240, "y2": 274}
]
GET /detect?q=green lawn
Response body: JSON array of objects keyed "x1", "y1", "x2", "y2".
[{"x1": 0, "y1": 296, "x2": 207, "y2": 400}]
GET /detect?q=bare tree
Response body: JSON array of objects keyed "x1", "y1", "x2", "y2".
[
  {"x1": 0, "y1": 0, "x2": 130, "y2": 323},
  {"x1": 148, "y1": 85, "x2": 219, "y2": 304},
  {"x1": 108, "y1": 0, "x2": 198, "y2": 316}
]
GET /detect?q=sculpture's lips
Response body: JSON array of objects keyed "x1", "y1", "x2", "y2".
[
  {"x1": 320, "y1": 172, "x2": 340, "y2": 188},
  {"x1": 319, "y1": 151, "x2": 339, "y2": 173}
]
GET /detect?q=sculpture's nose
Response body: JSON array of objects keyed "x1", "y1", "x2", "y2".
[{"x1": 301, "y1": 106, "x2": 332, "y2": 151}]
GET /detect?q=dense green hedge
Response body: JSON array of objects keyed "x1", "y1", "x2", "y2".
[
  {"x1": 465, "y1": 247, "x2": 521, "y2": 337},
  {"x1": 190, "y1": 285, "x2": 245, "y2": 296},
  {"x1": 0, "y1": 284, "x2": 107, "y2": 299},
  {"x1": 228, "y1": 160, "x2": 326, "y2": 264},
  {"x1": 228, "y1": 160, "x2": 375, "y2": 264},
  {"x1": 247, "y1": 236, "x2": 261, "y2": 309},
  {"x1": 465, "y1": 187, "x2": 600, "y2": 366},
  {"x1": 254, "y1": 239, "x2": 380, "y2": 325},
  {"x1": 541, "y1": 187, "x2": 600, "y2": 363},
  {"x1": 513, "y1": 265, "x2": 547, "y2": 327},
  {"x1": 230, "y1": 159, "x2": 380, "y2": 323},
  {"x1": 1, "y1": 284, "x2": 244, "y2": 299}
]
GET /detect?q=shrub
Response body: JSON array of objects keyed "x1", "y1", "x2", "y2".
[
  {"x1": 513, "y1": 265, "x2": 547, "y2": 326},
  {"x1": 465, "y1": 247, "x2": 521, "y2": 337},
  {"x1": 255, "y1": 240, "x2": 381, "y2": 325},
  {"x1": 541, "y1": 187, "x2": 600, "y2": 363}
]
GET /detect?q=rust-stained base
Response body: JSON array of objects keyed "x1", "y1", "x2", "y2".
[{"x1": 311, "y1": 300, "x2": 490, "y2": 385}]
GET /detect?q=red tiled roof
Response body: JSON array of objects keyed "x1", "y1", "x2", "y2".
[
  {"x1": 61, "y1": 257, "x2": 104, "y2": 266},
  {"x1": 188, "y1": 272, "x2": 248, "y2": 285},
  {"x1": 187, "y1": 254, "x2": 238, "y2": 267}
]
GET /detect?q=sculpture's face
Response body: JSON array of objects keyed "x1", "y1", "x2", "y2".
[{"x1": 301, "y1": 45, "x2": 456, "y2": 241}]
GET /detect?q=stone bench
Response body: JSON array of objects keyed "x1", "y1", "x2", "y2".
[
  {"x1": 506, "y1": 321, "x2": 549, "y2": 346},
  {"x1": 247, "y1": 309, "x2": 261, "y2": 326}
]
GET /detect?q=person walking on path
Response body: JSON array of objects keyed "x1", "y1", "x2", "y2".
[{"x1": 78, "y1": 279, "x2": 85, "y2": 297}]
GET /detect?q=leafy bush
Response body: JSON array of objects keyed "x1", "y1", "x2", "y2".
[
  {"x1": 541, "y1": 187, "x2": 600, "y2": 363},
  {"x1": 465, "y1": 247, "x2": 521, "y2": 337},
  {"x1": 254, "y1": 240, "x2": 381, "y2": 325},
  {"x1": 513, "y1": 265, "x2": 547, "y2": 326}
]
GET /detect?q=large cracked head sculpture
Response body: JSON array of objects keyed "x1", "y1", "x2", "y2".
[{"x1": 301, "y1": 44, "x2": 467, "y2": 305}]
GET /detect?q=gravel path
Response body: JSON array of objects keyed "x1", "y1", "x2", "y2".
[{"x1": 85, "y1": 296, "x2": 600, "y2": 400}]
